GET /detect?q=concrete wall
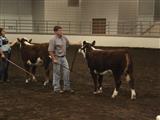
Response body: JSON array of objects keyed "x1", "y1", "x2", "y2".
[
  {"x1": 139, "y1": 0, "x2": 155, "y2": 16},
  {"x1": 81, "y1": 0, "x2": 119, "y2": 34},
  {"x1": 7, "y1": 34, "x2": 160, "y2": 49},
  {"x1": 137, "y1": 0, "x2": 155, "y2": 34},
  {"x1": 42, "y1": 0, "x2": 120, "y2": 34},
  {"x1": 0, "y1": 0, "x2": 158, "y2": 35},
  {"x1": 0, "y1": 0, "x2": 32, "y2": 20},
  {"x1": 44, "y1": 0, "x2": 81, "y2": 21},
  {"x1": 81, "y1": 0, "x2": 119, "y2": 21},
  {"x1": 118, "y1": 0, "x2": 138, "y2": 34},
  {"x1": 44, "y1": 0, "x2": 82, "y2": 33},
  {"x1": 0, "y1": 0, "x2": 32, "y2": 33},
  {"x1": 137, "y1": 0, "x2": 155, "y2": 21},
  {"x1": 32, "y1": 0, "x2": 45, "y2": 32},
  {"x1": 154, "y1": 0, "x2": 160, "y2": 21}
]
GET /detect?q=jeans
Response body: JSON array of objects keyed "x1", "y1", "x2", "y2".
[
  {"x1": 52, "y1": 56, "x2": 71, "y2": 91},
  {"x1": 0, "y1": 51, "x2": 11, "y2": 81}
]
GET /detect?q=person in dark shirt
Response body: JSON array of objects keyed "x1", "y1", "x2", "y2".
[{"x1": 0, "y1": 28, "x2": 15, "y2": 82}]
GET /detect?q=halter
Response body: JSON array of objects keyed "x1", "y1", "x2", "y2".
[{"x1": 79, "y1": 44, "x2": 87, "y2": 51}]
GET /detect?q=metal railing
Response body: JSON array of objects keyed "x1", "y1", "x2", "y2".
[{"x1": 0, "y1": 19, "x2": 160, "y2": 37}]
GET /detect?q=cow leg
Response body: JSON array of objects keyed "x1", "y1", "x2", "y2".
[
  {"x1": 43, "y1": 68, "x2": 50, "y2": 86},
  {"x1": 97, "y1": 75, "x2": 103, "y2": 94},
  {"x1": 24, "y1": 64, "x2": 31, "y2": 83},
  {"x1": 90, "y1": 71, "x2": 98, "y2": 94},
  {"x1": 112, "y1": 73, "x2": 121, "y2": 99},
  {"x1": 43, "y1": 59, "x2": 50, "y2": 86},
  {"x1": 31, "y1": 66, "x2": 37, "y2": 82},
  {"x1": 126, "y1": 73, "x2": 136, "y2": 100}
]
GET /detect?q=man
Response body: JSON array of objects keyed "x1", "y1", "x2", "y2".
[{"x1": 48, "y1": 26, "x2": 74, "y2": 93}]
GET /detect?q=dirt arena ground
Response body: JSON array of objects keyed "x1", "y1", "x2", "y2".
[{"x1": 0, "y1": 45, "x2": 159, "y2": 120}]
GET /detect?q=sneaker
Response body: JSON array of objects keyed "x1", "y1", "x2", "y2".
[
  {"x1": 53, "y1": 90, "x2": 64, "y2": 94},
  {"x1": 64, "y1": 89, "x2": 74, "y2": 93}
]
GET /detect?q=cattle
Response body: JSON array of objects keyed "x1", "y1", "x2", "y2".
[
  {"x1": 79, "y1": 41, "x2": 136, "y2": 100},
  {"x1": 16, "y1": 37, "x2": 51, "y2": 86}
]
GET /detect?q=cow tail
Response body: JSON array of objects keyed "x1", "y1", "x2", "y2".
[{"x1": 124, "y1": 53, "x2": 130, "y2": 75}]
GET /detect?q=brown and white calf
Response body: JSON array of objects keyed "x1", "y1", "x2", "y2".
[
  {"x1": 79, "y1": 41, "x2": 136, "y2": 100},
  {"x1": 17, "y1": 38, "x2": 51, "y2": 86}
]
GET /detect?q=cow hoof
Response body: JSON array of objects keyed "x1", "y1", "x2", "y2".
[
  {"x1": 131, "y1": 95, "x2": 136, "y2": 100},
  {"x1": 32, "y1": 76, "x2": 36, "y2": 80},
  {"x1": 97, "y1": 90, "x2": 103, "y2": 94},
  {"x1": 97, "y1": 87, "x2": 103, "y2": 94},
  {"x1": 43, "y1": 80, "x2": 49, "y2": 86},
  {"x1": 156, "y1": 115, "x2": 160, "y2": 120},
  {"x1": 25, "y1": 79, "x2": 29, "y2": 84},
  {"x1": 111, "y1": 94, "x2": 117, "y2": 99},
  {"x1": 131, "y1": 89, "x2": 136, "y2": 100},
  {"x1": 111, "y1": 89, "x2": 118, "y2": 99},
  {"x1": 111, "y1": 95, "x2": 116, "y2": 99},
  {"x1": 93, "y1": 91, "x2": 99, "y2": 95},
  {"x1": 43, "y1": 82, "x2": 47, "y2": 86}
]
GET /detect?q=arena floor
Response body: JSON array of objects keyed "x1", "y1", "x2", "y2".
[{"x1": 0, "y1": 45, "x2": 160, "y2": 120}]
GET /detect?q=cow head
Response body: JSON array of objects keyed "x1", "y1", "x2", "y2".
[
  {"x1": 17, "y1": 37, "x2": 33, "y2": 48},
  {"x1": 79, "y1": 41, "x2": 96, "y2": 58}
]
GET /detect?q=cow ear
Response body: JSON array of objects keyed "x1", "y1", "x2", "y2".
[
  {"x1": 92, "y1": 41, "x2": 96, "y2": 46},
  {"x1": 29, "y1": 39, "x2": 32, "y2": 43},
  {"x1": 83, "y1": 41, "x2": 86, "y2": 44},
  {"x1": 17, "y1": 38, "x2": 21, "y2": 42}
]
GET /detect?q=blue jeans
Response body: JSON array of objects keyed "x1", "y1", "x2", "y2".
[
  {"x1": 52, "y1": 56, "x2": 71, "y2": 91},
  {"x1": 0, "y1": 51, "x2": 11, "y2": 81}
]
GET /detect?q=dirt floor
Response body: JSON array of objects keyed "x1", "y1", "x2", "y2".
[{"x1": 0, "y1": 45, "x2": 160, "y2": 120}]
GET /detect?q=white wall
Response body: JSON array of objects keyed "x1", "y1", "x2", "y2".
[
  {"x1": 0, "y1": 0, "x2": 32, "y2": 33},
  {"x1": 118, "y1": 0, "x2": 138, "y2": 34},
  {"x1": 0, "y1": 0, "x2": 158, "y2": 36},
  {"x1": 81, "y1": 0, "x2": 119, "y2": 34},
  {"x1": 43, "y1": 0, "x2": 119, "y2": 34},
  {"x1": 44, "y1": 0, "x2": 82, "y2": 33},
  {"x1": 44, "y1": 0, "x2": 81, "y2": 21},
  {"x1": 137, "y1": 0, "x2": 155, "y2": 34},
  {"x1": 7, "y1": 34, "x2": 160, "y2": 49},
  {"x1": 32, "y1": 0, "x2": 44, "y2": 21},
  {"x1": 138, "y1": 0, "x2": 155, "y2": 17},
  {"x1": 0, "y1": 0, "x2": 32, "y2": 20},
  {"x1": 81, "y1": 0, "x2": 119, "y2": 21},
  {"x1": 32, "y1": 0, "x2": 45, "y2": 32}
]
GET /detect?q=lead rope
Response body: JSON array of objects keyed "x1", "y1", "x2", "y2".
[
  {"x1": 70, "y1": 48, "x2": 78, "y2": 72},
  {"x1": 5, "y1": 58, "x2": 35, "y2": 79}
]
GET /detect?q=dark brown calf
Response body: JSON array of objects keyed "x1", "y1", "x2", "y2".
[
  {"x1": 79, "y1": 41, "x2": 136, "y2": 100},
  {"x1": 17, "y1": 38, "x2": 51, "y2": 86}
]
